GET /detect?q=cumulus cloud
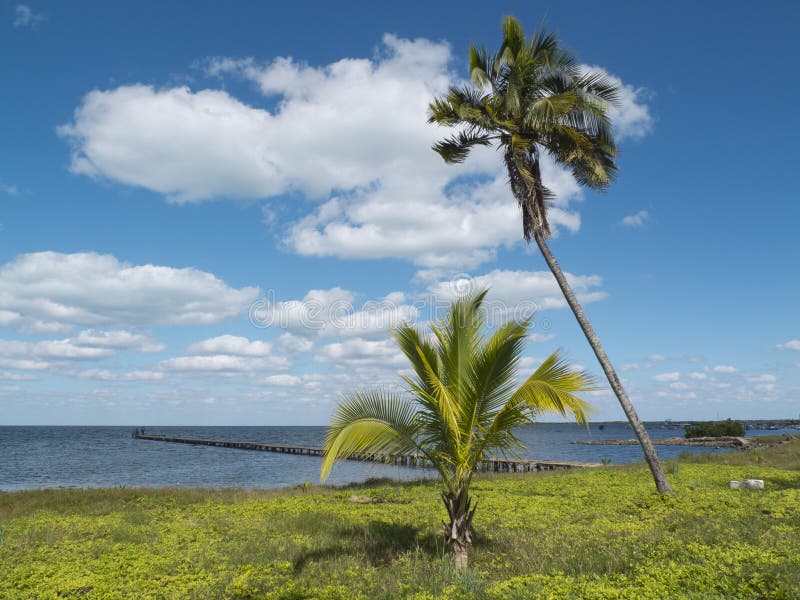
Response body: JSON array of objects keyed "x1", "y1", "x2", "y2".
[
  {"x1": 186, "y1": 334, "x2": 271, "y2": 357},
  {"x1": 71, "y1": 329, "x2": 165, "y2": 353},
  {"x1": 159, "y1": 354, "x2": 288, "y2": 373},
  {"x1": 314, "y1": 337, "x2": 406, "y2": 368},
  {"x1": 0, "y1": 339, "x2": 109, "y2": 361},
  {"x1": 161, "y1": 334, "x2": 289, "y2": 375},
  {"x1": 746, "y1": 374, "x2": 776, "y2": 383},
  {"x1": 426, "y1": 269, "x2": 607, "y2": 312},
  {"x1": 0, "y1": 329, "x2": 163, "y2": 369},
  {"x1": 59, "y1": 36, "x2": 654, "y2": 269},
  {"x1": 621, "y1": 210, "x2": 650, "y2": 228},
  {"x1": 712, "y1": 365, "x2": 737, "y2": 374},
  {"x1": 0, "y1": 371, "x2": 37, "y2": 381},
  {"x1": 276, "y1": 332, "x2": 314, "y2": 353},
  {"x1": 0, "y1": 357, "x2": 50, "y2": 371},
  {"x1": 71, "y1": 369, "x2": 165, "y2": 382},
  {"x1": 262, "y1": 374, "x2": 302, "y2": 387},
  {"x1": 0, "y1": 252, "x2": 259, "y2": 328},
  {"x1": 652, "y1": 372, "x2": 681, "y2": 382},
  {"x1": 250, "y1": 287, "x2": 418, "y2": 338},
  {"x1": 528, "y1": 333, "x2": 556, "y2": 343},
  {"x1": 0, "y1": 310, "x2": 73, "y2": 335},
  {"x1": 776, "y1": 339, "x2": 800, "y2": 351},
  {"x1": 58, "y1": 36, "x2": 452, "y2": 204}
]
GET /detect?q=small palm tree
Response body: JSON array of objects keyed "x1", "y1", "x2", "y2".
[
  {"x1": 321, "y1": 290, "x2": 593, "y2": 568},
  {"x1": 427, "y1": 16, "x2": 672, "y2": 494}
]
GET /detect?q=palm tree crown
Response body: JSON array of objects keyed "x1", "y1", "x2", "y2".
[
  {"x1": 321, "y1": 290, "x2": 593, "y2": 567},
  {"x1": 428, "y1": 16, "x2": 619, "y2": 240}
]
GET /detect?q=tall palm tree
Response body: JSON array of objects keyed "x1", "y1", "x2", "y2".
[
  {"x1": 321, "y1": 290, "x2": 593, "y2": 569},
  {"x1": 427, "y1": 17, "x2": 672, "y2": 494}
]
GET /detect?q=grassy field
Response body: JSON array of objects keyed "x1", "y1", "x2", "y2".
[{"x1": 2, "y1": 439, "x2": 799, "y2": 599}]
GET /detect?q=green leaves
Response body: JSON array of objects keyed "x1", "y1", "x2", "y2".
[
  {"x1": 322, "y1": 291, "x2": 595, "y2": 494},
  {"x1": 321, "y1": 390, "x2": 421, "y2": 481},
  {"x1": 513, "y1": 352, "x2": 596, "y2": 424},
  {"x1": 431, "y1": 131, "x2": 493, "y2": 164},
  {"x1": 428, "y1": 16, "x2": 621, "y2": 238}
]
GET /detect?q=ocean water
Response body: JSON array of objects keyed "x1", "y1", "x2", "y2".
[{"x1": 0, "y1": 424, "x2": 793, "y2": 491}]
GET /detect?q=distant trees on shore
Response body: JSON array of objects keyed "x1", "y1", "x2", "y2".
[{"x1": 684, "y1": 419, "x2": 746, "y2": 439}]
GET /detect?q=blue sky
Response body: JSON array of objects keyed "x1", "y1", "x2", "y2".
[{"x1": 1, "y1": 1, "x2": 798, "y2": 425}]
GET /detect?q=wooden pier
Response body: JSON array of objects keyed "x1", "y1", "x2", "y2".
[{"x1": 132, "y1": 432, "x2": 600, "y2": 473}]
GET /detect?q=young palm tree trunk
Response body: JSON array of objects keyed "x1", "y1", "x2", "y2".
[
  {"x1": 534, "y1": 232, "x2": 673, "y2": 495},
  {"x1": 442, "y1": 489, "x2": 476, "y2": 569}
]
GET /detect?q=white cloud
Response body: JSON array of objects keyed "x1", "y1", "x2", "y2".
[
  {"x1": 58, "y1": 36, "x2": 452, "y2": 204},
  {"x1": 0, "y1": 338, "x2": 112, "y2": 361},
  {"x1": 314, "y1": 337, "x2": 406, "y2": 368},
  {"x1": 652, "y1": 372, "x2": 681, "y2": 382},
  {"x1": 160, "y1": 334, "x2": 289, "y2": 375},
  {"x1": 528, "y1": 333, "x2": 556, "y2": 343},
  {"x1": 0, "y1": 371, "x2": 37, "y2": 381},
  {"x1": 621, "y1": 210, "x2": 650, "y2": 228},
  {"x1": 0, "y1": 310, "x2": 73, "y2": 335},
  {"x1": 59, "y1": 36, "x2": 653, "y2": 270},
  {"x1": 186, "y1": 334, "x2": 271, "y2": 357},
  {"x1": 0, "y1": 252, "x2": 259, "y2": 328},
  {"x1": 746, "y1": 374, "x2": 776, "y2": 383},
  {"x1": 262, "y1": 374, "x2": 302, "y2": 387},
  {"x1": 619, "y1": 354, "x2": 670, "y2": 372},
  {"x1": 776, "y1": 339, "x2": 800, "y2": 351},
  {"x1": 251, "y1": 287, "x2": 418, "y2": 338},
  {"x1": 426, "y1": 269, "x2": 607, "y2": 312},
  {"x1": 712, "y1": 365, "x2": 737, "y2": 374},
  {"x1": 159, "y1": 354, "x2": 288, "y2": 373},
  {"x1": 13, "y1": 4, "x2": 45, "y2": 28},
  {"x1": 0, "y1": 358, "x2": 50, "y2": 371},
  {"x1": 71, "y1": 329, "x2": 165, "y2": 353},
  {"x1": 688, "y1": 371, "x2": 708, "y2": 380},
  {"x1": 0, "y1": 329, "x2": 163, "y2": 367},
  {"x1": 72, "y1": 369, "x2": 165, "y2": 382},
  {"x1": 282, "y1": 155, "x2": 582, "y2": 269},
  {"x1": 276, "y1": 332, "x2": 314, "y2": 353}
]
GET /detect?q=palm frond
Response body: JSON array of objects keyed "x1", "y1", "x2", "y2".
[
  {"x1": 511, "y1": 351, "x2": 596, "y2": 424},
  {"x1": 499, "y1": 16, "x2": 527, "y2": 60},
  {"x1": 321, "y1": 390, "x2": 421, "y2": 481},
  {"x1": 469, "y1": 44, "x2": 495, "y2": 90},
  {"x1": 432, "y1": 130, "x2": 494, "y2": 164}
]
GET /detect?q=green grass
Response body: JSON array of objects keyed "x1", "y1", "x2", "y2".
[
  {"x1": 2, "y1": 442, "x2": 800, "y2": 599},
  {"x1": 680, "y1": 434, "x2": 800, "y2": 470}
]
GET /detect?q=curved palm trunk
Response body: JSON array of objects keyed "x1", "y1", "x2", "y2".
[
  {"x1": 534, "y1": 232, "x2": 673, "y2": 495},
  {"x1": 441, "y1": 488, "x2": 476, "y2": 569}
]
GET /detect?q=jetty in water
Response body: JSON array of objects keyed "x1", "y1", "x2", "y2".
[{"x1": 132, "y1": 432, "x2": 600, "y2": 473}]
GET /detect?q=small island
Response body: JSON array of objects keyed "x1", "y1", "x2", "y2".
[{"x1": 577, "y1": 419, "x2": 798, "y2": 448}]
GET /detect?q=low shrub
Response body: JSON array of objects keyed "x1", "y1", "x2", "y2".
[{"x1": 684, "y1": 418, "x2": 745, "y2": 438}]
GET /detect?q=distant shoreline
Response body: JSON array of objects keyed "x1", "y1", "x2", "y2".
[{"x1": 576, "y1": 434, "x2": 797, "y2": 448}]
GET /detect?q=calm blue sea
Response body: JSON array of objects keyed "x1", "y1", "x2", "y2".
[{"x1": 0, "y1": 424, "x2": 794, "y2": 491}]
